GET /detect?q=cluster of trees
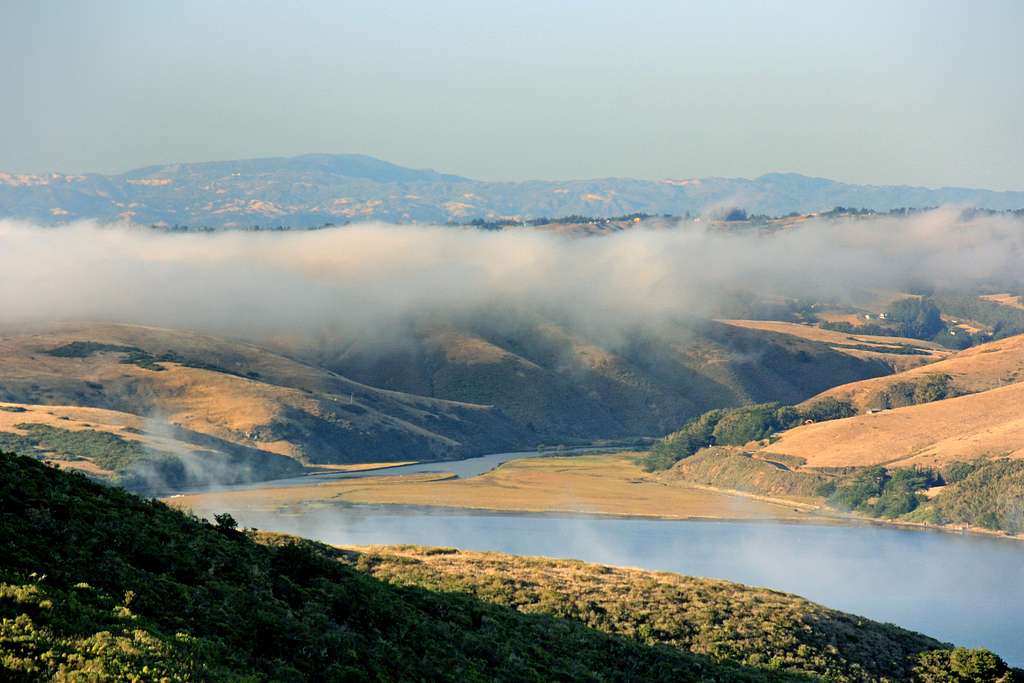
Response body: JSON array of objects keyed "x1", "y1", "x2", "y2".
[
  {"x1": 824, "y1": 466, "x2": 941, "y2": 518},
  {"x1": 0, "y1": 423, "x2": 152, "y2": 472},
  {"x1": 642, "y1": 397, "x2": 856, "y2": 471},
  {"x1": 819, "y1": 296, "x2": 1000, "y2": 350},
  {"x1": 820, "y1": 320, "x2": 902, "y2": 337},
  {"x1": 934, "y1": 293, "x2": 1024, "y2": 341},
  {"x1": 716, "y1": 291, "x2": 817, "y2": 323},
  {"x1": 922, "y1": 459, "x2": 1024, "y2": 533},
  {"x1": 885, "y1": 298, "x2": 945, "y2": 340},
  {"x1": 871, "y1": 374, "x2": 952, "y2": 410},
  {"x1": 823, "y1": 458, "x2": 1024, "y2": 532}
]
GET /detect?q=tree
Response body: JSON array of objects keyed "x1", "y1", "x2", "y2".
[{"x1": 214, "y1": 512, "x2": 238, "y2": 532}]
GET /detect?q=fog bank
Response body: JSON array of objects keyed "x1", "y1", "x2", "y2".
[{"x1": 1, "y1": 210, "x2": 1022, "y2": 343}]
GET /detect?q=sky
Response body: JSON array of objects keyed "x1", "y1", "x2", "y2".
[{"x1": 1, "y1": 0, "x2": 1022, "y2": 189}]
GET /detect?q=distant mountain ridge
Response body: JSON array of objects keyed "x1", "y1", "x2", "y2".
[{"x1": 2, "y1": 153, "x2": 1024, "y2": 227}]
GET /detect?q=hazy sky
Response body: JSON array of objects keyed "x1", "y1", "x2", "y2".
[{"x1": 2, "y1": 1, "x2": 1022, "y2": 189}]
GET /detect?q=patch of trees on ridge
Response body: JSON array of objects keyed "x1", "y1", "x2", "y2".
[
  {"x1": 640, "y1": 397, "x2": 856, "y2": 471},
  {"x1": 46, "y1": 340, "x2": 261, "y2": 378},
  {"x1": 823, "y1": 294, "x2": 1024, "y2": 350},
  {"x1": 870, "y1": 374, "x2": 953, "y2": 410}
]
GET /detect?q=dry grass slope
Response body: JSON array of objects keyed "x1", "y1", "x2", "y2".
[
  {"x1": 764, "y1": 382, "x2": 1024, "y2": 469},
  {"x1": 720, "y1": 319, "x2": 951, "y2": 371},
  {"x1": 803, "y1": 334, "x2": 1024, "y2": 412},
  {"x1": 0, "y1": 322, "x2": 531, "y2": 469}
]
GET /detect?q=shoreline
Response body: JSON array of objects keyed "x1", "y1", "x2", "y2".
[{"x1": 166, "y1": 453, "x2": 1024, "y2": 544}]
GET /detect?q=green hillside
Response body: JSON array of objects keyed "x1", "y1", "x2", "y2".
[{"x1": 2, "y1": 451, "x2": 1016, "y2": 682}]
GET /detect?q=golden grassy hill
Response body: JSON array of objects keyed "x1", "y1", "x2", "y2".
[
  {"x1": 0, "y1": 322, "x2": 531, "y2": 472},
  {"x1": 720, "y1": 319, "x2": 951, "y2": 371},
  {"x1": 762, "y1": 381, "x2": 1024, "y2": 469},
  {"x1": 0, "y1": 401, "x2": 191, "y2": 479},
  {"x1": 801, "y1": 333, "x2": 1024, "y2": 412}
]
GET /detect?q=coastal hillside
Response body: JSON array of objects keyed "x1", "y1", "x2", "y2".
[
  {"x1": 0, "y1": 323, "x2": 531, "y2": 474},
  {"x1": 720, "y1": 319, "x2": 953, "y2": 372},
  {"x1": 313, "y1": 317, "x2": 890, "y2": 440},
  {"x1": 800, "y1": 333, "x2": 1024, "y2": 412},
  {"x1": 2, "y1": 450, "x2": 1016, "y2": 682},
  {"x1": 0, "y1": 319, "x2": 889, "y2": 481},
  {"x1": 768, "y1": 382, "x2": 1024, "y2": 469}
]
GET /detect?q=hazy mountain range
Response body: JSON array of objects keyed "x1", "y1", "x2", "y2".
[{"x1": 2, "y1": 153, "x2": 1024, "y2": 227}]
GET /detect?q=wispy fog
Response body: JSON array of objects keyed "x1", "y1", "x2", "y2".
[{"x1": 0, "y1": 209, "x2": 1022, "y2": 344}]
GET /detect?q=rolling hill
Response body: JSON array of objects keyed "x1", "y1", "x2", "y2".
[
  {"x1": 720, "y1": 319, "x2": 952, "y2": 372},
  {"x1": 0, "y1": 400, "x2": 302, "y2": 484},
  {"x1": 0, "y1": 322, "x2": 532, "y2": 482},
  {"x1": 0, "y1": 317, "x2": 892, "y2": 487},
  {"x1": 766, "y1": 382, "x2": 1024, "y2": 469},
  {"x1": 801, "y1": 333, "x2": 1024, "y2": 412},
  {"x1": 3, "y1": 449, "x2": 1014, "y2": 682},
  {"x1": 4, "y1": 153, "x2": 1024, "y2": 226},
  {"x1": 751, "y1": 334, "x2": 1024, "y2": 469},
  {"x1": 307, "y1": 316, "x2": 891, "y2": 441}
]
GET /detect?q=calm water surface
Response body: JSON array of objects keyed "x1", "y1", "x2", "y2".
[
  {"x1": 184, "y1": 448, "x2": 606, "y2": 494},
  {"x1": 235, "y1": 506, "x2": 1024, "y2": 666}
]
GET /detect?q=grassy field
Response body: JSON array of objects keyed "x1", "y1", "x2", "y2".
[{"x1": 168, "y1": 452, "x2": 820, "y2": 521}]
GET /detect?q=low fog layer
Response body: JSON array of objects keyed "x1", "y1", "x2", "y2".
[{"x1": 1, "y1": 209, "x2": 1022, "y2": 343}]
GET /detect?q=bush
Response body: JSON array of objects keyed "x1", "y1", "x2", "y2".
[
  {"x1": 641, "y1": 409, "x2": 725, "y2": 471},
  {"x1": 913, "y1": 375, "x2": 951, "y2": 404},
  {"x1": 941, "y1": 461, "x2": 980, "y2": 484},
  {"x1": 827, "y1": 466, "x2": 938, "y2": 517}
]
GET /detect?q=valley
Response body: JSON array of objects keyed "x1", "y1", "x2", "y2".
[{"x1": 6, "y1": 5, "x2": 1024, "y2": 678}]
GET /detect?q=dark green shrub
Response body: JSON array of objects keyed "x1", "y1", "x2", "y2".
[
  {"x1": 914, "y1": 647, "x2": 1019, "y2": 682},
  {"x1": 801, "y1": 397, "x2": 856, "y2": 422}
]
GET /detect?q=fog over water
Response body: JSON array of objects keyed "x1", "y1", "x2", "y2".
[{"x1": 234, "y1": 506, "x2": 1024, "y2": 666}]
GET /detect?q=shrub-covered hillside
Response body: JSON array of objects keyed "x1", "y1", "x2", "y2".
[{"x1": 1, "y1": 452, "x2": 1018, "y2": 681}]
